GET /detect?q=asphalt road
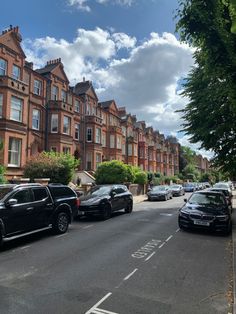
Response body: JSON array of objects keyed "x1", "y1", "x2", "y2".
[{"x1": 0, "y1": 194, "x2": 233, "y2": 314}]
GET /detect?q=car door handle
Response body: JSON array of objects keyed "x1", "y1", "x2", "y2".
[
  {"x1": 46, "y1": 203, "x2": 53, "y2": 207},
  {"x1": 26, "y1": 207, "x2": 34, "y2": 211}
]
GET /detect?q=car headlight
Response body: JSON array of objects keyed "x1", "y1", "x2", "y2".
[{"x1": 216, "y1": 215, "x2": 229, "y2": 221}]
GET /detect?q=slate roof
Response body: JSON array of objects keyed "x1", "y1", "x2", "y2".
[
  {"x1": 36, "y1": 63, "x2": 58, "y2": 75},
  {"x1": 99, "y1": 100, "x2": 114, "y2": 109}
]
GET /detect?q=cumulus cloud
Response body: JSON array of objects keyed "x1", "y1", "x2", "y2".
[
  {"x1": 67, "y1": 0, "x2": 134, "y2": 11},
  {"x1": 23, "y1": 27, "x2": 194, "y2": 138}
]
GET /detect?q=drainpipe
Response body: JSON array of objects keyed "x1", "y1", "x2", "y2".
[{"x1": 45, "y1": 79, "x2": 51, "y2": 151}]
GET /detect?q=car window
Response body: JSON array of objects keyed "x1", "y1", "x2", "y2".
[
  {"x1": 50, "y1": 187, "x2": 76, "y2": 198},
  {"x1": 0, "y1": 187, "x2": 13, "y2": 200},
  {"x1": 32, "y1": 188, "x2": 49, "y2": 201},
  {"x1": 189, "y1": 193, "x2": 225, "y2": 206},
  {"x1": 12, "y1": 189, "x2": 33, "y2": 204},
  {"x1": 86, "y1": 186, "x2": 111, "y2": 196},
  {"x1": 114, "y1": 187, "x2": 125, "y2": 194}
]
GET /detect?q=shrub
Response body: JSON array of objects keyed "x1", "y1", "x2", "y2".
[
  {"x1": 95, "y1": 160, "x2": 135, "y2": 184},
  {"x1": 23, "y1": 151, "x2": 79, "y2": 185},
  {"x1": 0, "y1": 165, "x2": 6, "y2": 183}
]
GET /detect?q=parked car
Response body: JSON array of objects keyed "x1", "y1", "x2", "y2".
[
  {"x1": 169, "y1": 184, "x2": 185, "y2": 197},
  {"x1": 209, "y1": 188, "x2": 233, "y2": 209},
  {"x1": 0, "y1": 183, "x2": 79, "y2": 246},
  {"x1": 213, "y1": 182, "x2": 232, "y2": 193},
  {"x1": 78, "y1": 184, "x2": 133, "y2": 220},
  {"x1": 183, "y1": 183, "x2": 196, "y2": 193},
  {"x1": 147, "y1": 185, "x2": 172, "y2": 201},
  {"x1": 178, "y1": 191, "x2": 232, "y2": 235}
]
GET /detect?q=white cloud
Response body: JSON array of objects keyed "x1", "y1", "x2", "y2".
[
  {"x1": 24, "y1": 28, "x2": 205, "y2": 152},
  {"x1": 179, "y1": 135, "x2": 214, "y2": 159},
  {"x1": 67, "y1": 0, "x2": 134, "y2": 11}
]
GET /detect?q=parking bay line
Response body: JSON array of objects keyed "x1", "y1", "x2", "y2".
[
  {"x1": 85, "y1": 292, "x2": 119, "y2": 314},
  {"x1": 123, "y1": 268, "x2": 138, "y2": 281},
  {"x1": 145, "y1": 251, "x2": 156, "y2": 261}
]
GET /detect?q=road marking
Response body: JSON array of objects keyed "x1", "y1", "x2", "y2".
[
  {"x1": 158, "y1": 242, "x2": 165, "y2": 249},
  {"x1": 145, "y1": 251, "x2": 156, "y2": 261},
  {"x1": 132, "y1": 239, "x2": 161, "y2": 259},
  {"x1": 83, "y1": 224, "x2": 94, "y2": 229},
  {"x1": 160, "y1": 213, "x2": 173, "y2": 216},
  {"x1": 20, "y1": 245, "x2": 31, "y2": 250},
  {"x1": 55, "y1": 234, "x2": 68, "y2": 238},
  {"x1": 176, "y1": 228, "x2": 180, "y2": 232},
  {"x1": 165, "y1": 235, "x2": 173, "y2": 242},
  {"x1": 85, "y1": 292, "x2": 119, "y2": 314},
  {"x1": 123, "y1": 268, "x2": 138, "y2": 281}
]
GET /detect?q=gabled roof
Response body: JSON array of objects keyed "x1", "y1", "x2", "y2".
[
  {"x1": 73, "y1": 80, "x2": 98, "y2": 101},
  {"x1": 36, "y1": 58, "x2": 69, "y2": 83},
  {"x1": 0, "y1": 26, "x2": 26, "y2": 58},
  {"x1": 99, "y1": 100, "x2": 119, "y2": 113}
]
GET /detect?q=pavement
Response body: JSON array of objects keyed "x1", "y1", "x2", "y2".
[{"x1": 133, "y1": 193, "x2": 147, "y2": 204}]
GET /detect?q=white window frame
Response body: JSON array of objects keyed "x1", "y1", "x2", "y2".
[
  {"x1": 51, "y1": 114, "x2": 58, "y2": 133},
  {"x1": 63, "y1": 116, "x2": 71, "y2": 135},
  {"x1": 32, "y1": 109, "x2": 40, "y2": 130},
  {"x1": 75, "y1": 123, "x2": 80, "y2": 140},
  {"x1": 61, "y1": 90, "x2": 67, "y2": 103},
  {"x1": 117, "y1": 136, "x2": 121, "y2": 149},
  {"x1": 110, "y1": 135, "x2": 115, "y2": 148},
  {"x1": 75, "y1": 99, "x2": 80, "y2": 113},
  {"x1": 95, "y1": 128, "x2": 101, "y2": 144},
  {"x1": 102, "y1": 132, "x2": 106, "y2": 147},
  {"x1": 12, "y1": 64, "x2": 20, "y2": 80},
  {"x1": 34, "y1": 79, "x2": 42, "y2": 96},
  {"x1": 52, "y1": 85, "x2": 58, "y2": 100},
  {"x1": 63, "y1": 147, "x2": 71, "y2": 154},
  {"x1": 87, "y1": 128, "x2": 92, "y2": 142},
  {"x1": 10, "y1": 96, "x2": 23, "y2": 122},
  {"x1": 8, "y1": 138, "x2": 21, "y2": 167},
  {"x1": 0, "y1": 94, "x2": 2, "y2": 118},
  {"x1": 0, "y1": 58, "x2": 7, "y2": 75}
]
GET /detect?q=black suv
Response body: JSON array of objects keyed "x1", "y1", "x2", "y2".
[
  {"x1": 0, "y1": 183, "x2": 79, "y2": 246},
  {"x1": 78, "y1": 184, "x2": 133, "y2": 219}
]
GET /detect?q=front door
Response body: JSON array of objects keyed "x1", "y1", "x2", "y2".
[{"x1": 4, "y1": 188, "x2": 34, "y2": 235}]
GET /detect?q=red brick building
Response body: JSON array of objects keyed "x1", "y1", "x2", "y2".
[{"x1": 1, "y1": 26, "x2": 210, "y2": 181}]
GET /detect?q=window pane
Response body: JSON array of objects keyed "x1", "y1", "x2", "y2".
[
  {"x1": 32, "y1": 188, "x2": 48, "y2": 201},
  {"x1": 12, "y1": 65, "x2": 20, "y2": 80},
  {"x1": 61, "y1": 90, "x2": 67, "y2": 102},
  {"x1": 0, "y1": 58, "x2": 7, "y2": 75},
  {"x1": 8, "y1": 138, "x2": 21, "y2": 166},
  {"x1": 10, "y1": 97, "x2": 22, "y2": 122},
  {"x1": 75, "y1": 123, "x2": 80, "y2": 140},
  {"x1": 87, "y1": 128, "x2": 92, "y2": 141},
  {"x1": 34, "y1": 80, "x2": 42, "y2": 95},
  {"x1": 63, "y1": 116, "x2": 70, "y2": 134},
  {"x1": 51, "y1": 114, "x2": 58, "y2": 132},
  {"x1": 32, "y1": 109, "x2": 40, "y2": 130},
  {"x1": 13, "y1": 189, "x2": 32, "y2": 204},
  {"x1": 52, "y1": 86, "x2": 58, "y2": 100}
]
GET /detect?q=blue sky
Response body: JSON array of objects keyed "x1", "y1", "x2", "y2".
[{"x1": 1, "y1": 0, "x2": 211, "y2": 158}]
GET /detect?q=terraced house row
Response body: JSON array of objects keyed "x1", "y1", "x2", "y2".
[{"x1": 0, "y1": 26, "x2": 209, "y2": 180}]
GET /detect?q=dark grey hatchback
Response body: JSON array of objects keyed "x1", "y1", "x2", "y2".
[
  {"x1": 78, "y1": 184, "x2": 133, "y2": 220},
  {"x1": 178, "y1": 191, "x2": 232, "y2": 235}
]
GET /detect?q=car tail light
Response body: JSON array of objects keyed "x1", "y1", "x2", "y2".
[{"x1": 76, "y1": 198, "x2": 80, "y2": 207}]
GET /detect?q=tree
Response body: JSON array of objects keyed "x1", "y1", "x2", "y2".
[
  {"x1": 179, "y1": 146, "x2": 196, "y2": 172},
  {"x1": 176, "y1": 0, "x2": 236, "y2": 177},
  {"x1": 23, "y1": 152, "x2": 79, "y2": 185},
  {"x1": 95, "y1": 160, "x2": 135, "y2": 184}
]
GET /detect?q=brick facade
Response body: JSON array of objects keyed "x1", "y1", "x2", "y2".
[{"x1": 0, "y1": 26, "x2": 208, "y2": 180}]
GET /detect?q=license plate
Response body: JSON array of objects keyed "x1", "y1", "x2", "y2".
[{"x1": 194, "y1": 220, "x2": 210, "y2": 226}]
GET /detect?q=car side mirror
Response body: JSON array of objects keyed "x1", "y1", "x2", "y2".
[
  {"x1": 111, "y1": 191, "x2": 116, "y2": 197},
  {"x1": 6, "y1": 198, "x2": 18, "y2": 206},
  {"x1": 184, "y1": 198, "x2": 187, "y2": 203}
]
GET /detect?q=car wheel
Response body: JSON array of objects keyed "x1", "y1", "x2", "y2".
[
  {"x1": 102, "y1": 204, "x2": 112, "y2": 220},
  {"x1": 125, "y1": 201, "x2": 133, "y2": 214},
  {"x1": 178, "y1": 222, "x2": 186, "y2": 231},
  {"x1": 52, "y1": 211, "x2": 69, "y2": 234}
]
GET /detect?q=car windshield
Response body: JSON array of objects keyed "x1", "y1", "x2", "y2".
[
  {"x1": 0, "y1": 187, "x2": 13, "y2": 200},
  {"x1": 153, "y1": 186, "x2": 166, "y2": 191},
  {"x1": 171, "y1": 185, "x2": 180, "y2": 189},
  {"x1": 213, "y1": 183, "x2": 229, "y2": 189},
  {"x1": 188, "y1": 193, "x2": 225, "y2": 206},
  {"x1": 86, "y1": 186, "x2": 111, "y2": 196}
]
